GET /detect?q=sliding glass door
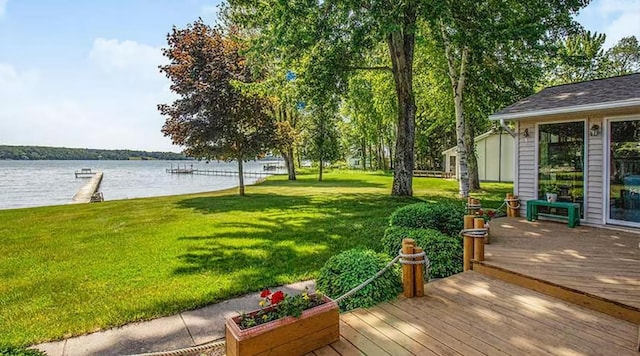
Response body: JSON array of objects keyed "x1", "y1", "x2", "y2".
[
  {"x1": 608, "y1": 118, "x2": 640, "y2": 227},
  {"x1": 538, "y1": 121, "x2": 585, "y2": 218}
]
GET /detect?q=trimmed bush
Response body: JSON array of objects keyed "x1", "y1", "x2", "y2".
[
  {"x1": 389, "y1": 202, "x2": 465, "y2": 237},
  {"x1": 317, "y1": 249, "x2": 402, "y2": 312},
  {"x1": 382, "y1": 226, "x2": 463, "y2": 278},
  {"x1": 0, "y1": 348, "x2": 46, "y2": 356}
]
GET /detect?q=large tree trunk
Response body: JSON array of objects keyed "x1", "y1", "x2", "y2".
[
  {"x1": 387, "y1": 10, "x2": 417, "y2": 196},
  {"x1": 237, "y1": 158, "x2": 245, "y2": 196},
  {"x1": 318, "y1": 160, "x2": 323, "y2": 181},
  {"x1": 283, "y1": 147, "x2": 296, "y2": 180},
  {"x1": 465, "y1": 119, "x2": 480, "y2": 190}
]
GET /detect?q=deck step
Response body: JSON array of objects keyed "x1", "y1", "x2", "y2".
[{"x1": 472, "y1": 260, "x2": 640, "y2": 324}]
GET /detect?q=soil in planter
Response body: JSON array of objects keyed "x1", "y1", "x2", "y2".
[{"x1": 236, "y1": 296, "x2": 326, "y2": 330}]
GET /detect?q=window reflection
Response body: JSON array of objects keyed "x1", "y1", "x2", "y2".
[
  {"x1": 538, "y1": 121, "x2": 585, "y2": 218},
  {"x1": 609, "y1": 119, "x2": 640, "y2": 224}
]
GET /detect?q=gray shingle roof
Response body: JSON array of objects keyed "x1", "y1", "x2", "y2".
[{"x1": 490, "y1": 73, "x2": 640, "y2": 119}]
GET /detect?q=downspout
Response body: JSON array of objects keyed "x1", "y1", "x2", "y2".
[
  {"x1": 498, "y1": 129, "x2": 502, "y2": 183},
  {"x1": 500, "y1": 118, "x2": 516, "y2": 138}
]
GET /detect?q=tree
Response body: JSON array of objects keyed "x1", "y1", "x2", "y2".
[
  {"x1": 304, "y1": 102, "x2": 341, "y2": 182},
  {"x1": 427, "y1": 0, "x2": 588, "y2": 196},
  {"x1": 544, "y1": 30, "x2": 608, "y2": 85},
  {"x1": 226, "y1": 1, "x2": 421, "y2": 196},
  {"x1": 158, "y1": 21, "x2": 275, "y2": 196},
  {"x1": 605, "y1": 36, "x2": 640, "y2": 76}
]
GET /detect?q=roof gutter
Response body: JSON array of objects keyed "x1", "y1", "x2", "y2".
[{"x1": 489, "y1": 98, "x2": 640, "y2": 122}]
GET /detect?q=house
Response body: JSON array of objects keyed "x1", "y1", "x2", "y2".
[
  {"x1": 490, "y1": 73, "x2": 640, "y2": 229},
  {"x1": 442, "y1": 129, "x2": 514, "y2": 182}
]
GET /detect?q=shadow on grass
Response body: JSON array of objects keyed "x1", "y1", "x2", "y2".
[
  {"x1": 173, "y1": 193, "x2": 419, "y2": 278},
  {"x1": 257, "y1": 177, "x2": 388, "y2": 188}
]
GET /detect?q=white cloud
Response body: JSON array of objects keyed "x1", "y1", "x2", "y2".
[
  {"x1": 577, "y1": 0, "x2": 640, "y2": 48},
  {"x1": 89, "y1": 38, "x2": 165, "y2": 80},
  {"x1": 0, "y1": 63, "x2": 39, "y2": 94},
  {"x1": 0, "y1": 0, "x2": 7, "y2": 18},
  {"x1": 0, "y1": 55, "x2": 179, "y2": 152}
]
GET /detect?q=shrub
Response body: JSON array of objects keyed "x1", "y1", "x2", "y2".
[
  {"x1": 382, "y1": 226, "x2": 463, "y2": 278},
  {"x1": 389, "y1": 202, "x2": 465, "y2": 237},
  {"x1": 317, "y1": 249, "x2": 402, "y2": 312},
  {"x1": 0, "y1": 347, "x2": 46, "y2": 356}
]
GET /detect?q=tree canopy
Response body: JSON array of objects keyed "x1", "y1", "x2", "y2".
[{"x1": 159, "y1": 21, "x2": 276, "y2": 195}]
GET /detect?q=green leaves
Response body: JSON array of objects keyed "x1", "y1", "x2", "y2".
[
  {"x1": 317, "y1": 249, "x2": 402, "y2": 312},
  {"x1": 389, "y1": 201, "x2": 466, "y2": 237},
  {"x1": 159, "y1": 22, "x2": 277, "y2": 194},
  {"x1": 382, "y1": 226, "x2": 463, "y2": 278}
]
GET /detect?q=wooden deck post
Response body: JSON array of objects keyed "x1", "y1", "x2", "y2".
[
  {"x1": 473, "y1": 217, "x2": 485, "y2": 261},
  {"x1": 507, "y1": 194, "x2": 520, "y2": 218},
  {"x1": 413, "y1": 247, "x2": 425, "y2": 297},
  {"x1": 463, "y1": 215, "x2": 475, "y2": 271},
  {"x1": 402, "y1": 239, "x2": 415, "y2": 298}
]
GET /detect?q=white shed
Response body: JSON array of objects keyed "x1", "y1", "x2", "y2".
[{"x1": 442, "y1": 130, "x2": 514, "y2": 182}]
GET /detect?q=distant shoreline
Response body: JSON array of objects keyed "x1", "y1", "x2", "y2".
[{"x1": 0, "y1": 145, "x2": 188, "y2": 161}]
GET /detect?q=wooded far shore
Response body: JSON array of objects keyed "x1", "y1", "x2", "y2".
[{"x1": 0, "y1": 145, "x2": 188, "y2": 161}]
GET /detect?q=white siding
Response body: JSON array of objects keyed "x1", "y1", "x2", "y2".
[
  {"x1": 587, "y1": 116, "x2": 604, "y2": 224},
  {"x1": 516, "y1": 120, "x2": 537, "y2": 215},
  {"x1": 445, "y1": 132, "x2": 514, "y2": 182}
]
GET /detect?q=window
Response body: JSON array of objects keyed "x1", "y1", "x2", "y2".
[{"x1": 538, "y1": 121, "x2": 585, "y2": 218}]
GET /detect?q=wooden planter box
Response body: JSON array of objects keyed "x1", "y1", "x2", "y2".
[{"x1": 225, "y1": 295, "x2": 339, "y2": 356}]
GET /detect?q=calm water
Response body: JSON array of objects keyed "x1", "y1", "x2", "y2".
[{"x1": 0, "y1": 160, "x2": 285, "y2": 210}]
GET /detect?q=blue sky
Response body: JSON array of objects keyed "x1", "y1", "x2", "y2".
[{"x1": 0, "y1": 0, "x2": 639, "y2": 152}]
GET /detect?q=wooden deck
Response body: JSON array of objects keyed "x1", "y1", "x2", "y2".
[
  {"x1": 307, "y1": 272, "x2": 638, "y2": 355},
  {"x1": 476, "y1": 217, "x2": 639, "y2": 323}
]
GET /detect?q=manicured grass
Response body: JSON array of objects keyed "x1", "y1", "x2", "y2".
[{"x1": 0, "y1": 170, "x2": 511, "y2": 346}]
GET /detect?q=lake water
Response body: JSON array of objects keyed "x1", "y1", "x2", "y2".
[{"x1": 0, "y1": 160, "x2": 285, "y2": 210}]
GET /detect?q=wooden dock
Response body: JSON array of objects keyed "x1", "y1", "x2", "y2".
[
  {"x1": 477, "y1": 217, "x2": 639, "y2": 323},
  {"x1": 71, "y1": 172, "x2": 103, "y2": 204},
  {"x1": 307, "y1": 217, "x2": 639, "y2": 355},
  {"x1": 166, "y1": 168, "x2": 278, "y2": 177},
  {"x1": 307, "y1": 272, "x2": 638, "y2": 355}
]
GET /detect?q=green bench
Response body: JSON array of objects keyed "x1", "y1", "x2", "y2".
[{"x1": 526, "y1": 200, "x2": 581, "y2": 228}]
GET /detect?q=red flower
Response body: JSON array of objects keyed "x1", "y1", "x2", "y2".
[
  {"x1": 271, "y1": 291, "x2": 285, "y2": 304},
  {"x1": 260, "y1": 289, "x2": 271, "y2": 298}
]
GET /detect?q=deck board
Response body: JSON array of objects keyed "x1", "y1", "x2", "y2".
[
  {"x1": 311, "y1": 218, "x2": 639, "y2": 355},
  {"x1": 484, "y1": 218, "x2": 640, "y2": 312},
  {"x1": 328, "y1": 272, "x2": 638, "y2": 355}
]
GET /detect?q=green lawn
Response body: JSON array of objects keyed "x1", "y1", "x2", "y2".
[{"x1": 0, "y1": 170, "x2": 511, "y2": 346}]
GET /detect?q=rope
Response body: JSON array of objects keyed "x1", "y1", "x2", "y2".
[
  {"x1": 131, "y1": 247, "x2": 433, "y2": 355},
  {"x1": 128, "y1": 340, "x2": 226, "y2": 356},
  {"x1": 398, "y1": 250, "x2": 429, "y2": 265},
  {"x1": 332, "y1": 255, "x2": 400, "y2": 304},
  {"x1": 331, "y1": 247, "x2": 432, "y2": 304},
  {"x1": 459, "y1": 228, "x2": 488, "y2": 237},
  {"x1": 505, "y1": 197, "x2": 521, "y2": 209}
]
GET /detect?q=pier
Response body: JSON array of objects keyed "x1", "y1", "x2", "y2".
[
  {"x1": 75, "y1": 168, "x2": 98, "y2": 178},
  {"x1": 166, "y1": 168, "x2": 282, "y2": 177},
  {"x1": 72, "y1": 172, "x2": 104, "y2": 204}
]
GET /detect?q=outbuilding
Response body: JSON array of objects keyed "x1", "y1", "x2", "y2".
[
  {"x1": 442, "y1": 129, "x2": 514, "y2": 182},
  {"x1": 490, "y1": 73, "x2": 640, "y2": 229}
]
